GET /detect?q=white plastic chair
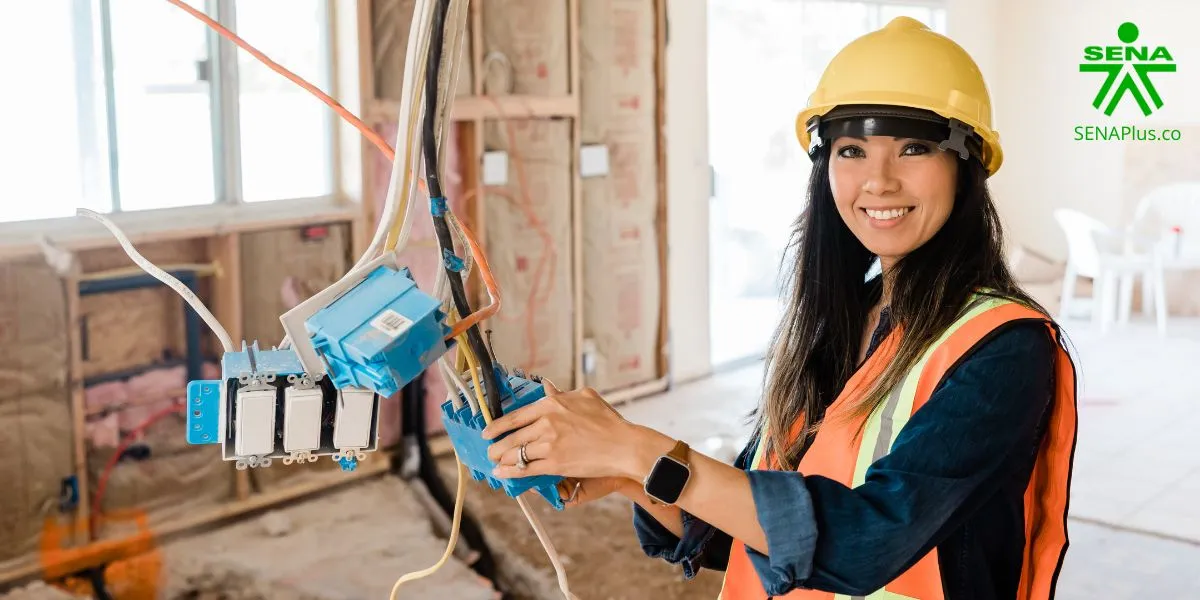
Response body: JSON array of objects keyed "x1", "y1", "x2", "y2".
[
  {"x1": 1132, "y1": 182, "x2": 1200, "y2": 269},
  {"x1": 1054, "y1": 208, "x2": 1166, "y2": 335}
]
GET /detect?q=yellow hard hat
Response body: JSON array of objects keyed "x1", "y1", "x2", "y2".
[{"x1": 796, "y1": 16, "x2": 1003, "y2": 176}]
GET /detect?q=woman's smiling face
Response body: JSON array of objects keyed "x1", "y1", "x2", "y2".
[{"x1": 827, "y1": 135, "x2": 959, "y2": 269}]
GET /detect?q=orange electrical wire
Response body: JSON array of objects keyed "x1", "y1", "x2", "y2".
[
  {"x1": 445, "y1": 215, "x2": 502, "y2": 340},
  {"x1": 165, "y1": 0, "x2": 506, "y2": 331},
  {"x1": 163, "y1": 0, "x2": 397, "y2": 163}
]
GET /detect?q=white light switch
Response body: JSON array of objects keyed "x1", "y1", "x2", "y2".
[
  {"x1": 235, "y1": 389, "x2": 277, "y2": 457},
  {"x1": 483, "y1": 151, "x2": 509, "y2": 185},
  {"x1": 580, "y1": 144, "x2": 610, "y2": 178},
  {"x1": 284, "y1": 386, "x2": 323, "y2": 452},
  {"x1": 334, "y1": 388, "x2": 376, "y2": 449}
]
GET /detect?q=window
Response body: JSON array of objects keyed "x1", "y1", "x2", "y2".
[
  {"x1": 0, "y1": 0, "x2": 334, "y2": 224},
  {"x1": 707, "y1": 0, "x2": 947, "y2": 369}
]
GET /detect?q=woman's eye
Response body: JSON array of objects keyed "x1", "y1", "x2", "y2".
[
  {"x1": 902, "y1": 142, "x2": 931, "y2": 156},
  {"x1": 837, "y1": 146, "x2": 864, "y2": 158}
]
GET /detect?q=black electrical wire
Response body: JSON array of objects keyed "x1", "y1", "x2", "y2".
[
  {"x1": 423, "y1": 0, "x2": 504, "y2": 420},
  {"x1": 404, "y1": 0, "x2": 504, "y2": 590},
  {"x1": 398, "y1": 377, "x2": 499, "y2": 581}
]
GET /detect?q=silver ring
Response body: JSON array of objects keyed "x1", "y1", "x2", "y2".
[{"x1": 516, "y1": 443, "x2": 529, "y2": 470}]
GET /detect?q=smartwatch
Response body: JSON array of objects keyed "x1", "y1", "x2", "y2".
[{"x1": 643, "y1": 439, "x2": 692, "y2": 505}]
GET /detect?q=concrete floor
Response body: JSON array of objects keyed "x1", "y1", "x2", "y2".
[
  {"x1": 617, "y1": 315, "x2": 1200, "y2": 597},
  {"x1": 11, "y1": 316, "x2": 1189, "y2": 599}
]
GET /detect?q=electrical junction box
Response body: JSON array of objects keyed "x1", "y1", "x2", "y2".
[
  {"x1": 579, "y1": 144, "x2": 610, "y2": 178},
  {"x1": 441, "y1": 367, "x2": 566, "y2": 509},
  {"x1": 483, "y1": 151, "x2": 509, "y2": 185},
  {"x1": 186, "y1": 341, "x2": 383, "y2": 472},
  {"x1": 305, "y1": 264, "x2": 453, "y2": 398}
]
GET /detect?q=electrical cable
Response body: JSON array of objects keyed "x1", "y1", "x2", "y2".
[
  {"x1": 421, "y1": 0, "x2": 504, "y2": 421},
  {"x1": 75, "y1": 209, "x2": 235, "y2": 354},
  {"x1": 131, "y1": 2, "x2": 574, "y2": 597}
]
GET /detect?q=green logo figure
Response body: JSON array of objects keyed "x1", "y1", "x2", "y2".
[{"x1": 1080, "y1": 22, "x2": 1176, "y2": 116}]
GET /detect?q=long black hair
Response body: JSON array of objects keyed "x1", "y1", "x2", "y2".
[{"x1": 755, "y1": 140, "x2": 1048, "y2": 470}]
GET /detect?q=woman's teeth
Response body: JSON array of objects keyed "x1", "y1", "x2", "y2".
[{"x1": 865, "y1": 207, "x2": 911, "y2": 220}]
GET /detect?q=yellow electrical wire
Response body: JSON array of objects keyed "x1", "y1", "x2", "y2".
[
  {"x1": 390, "y1": 329, "x2": 491, "y2": 597},
  {"x1": 389, "y1": 449, "x2": 467, "y2": 600}
]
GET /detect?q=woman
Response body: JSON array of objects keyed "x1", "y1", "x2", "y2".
[{"x1": 482, "y1": 17, "x2": 1077, "y2": 600}]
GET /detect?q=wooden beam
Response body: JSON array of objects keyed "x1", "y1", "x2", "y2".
[
  {"x1": 654, "y1": 0, "x2": 671, "y2": 382},
  {"x1": 568, "y1": 0, "x2": 584, "y2": 389},
  {"x1": 207, "y1": 233, "x2": 250, "y2": 501},
  {"x1": 368, "y1": 95, "x2": 579, "y2": 123},
  {"x1": 0, "y1": 202, "x2": 360, "y2": 262},
  {"x1": 356, "y1": 0, "x2": 378, "y2": 257},
  {"x1": 469, "y1": 0, "x2": 487, "y2": 307},
  {"x1": 65, "y1": 274, "x2": 90, "y2": 545}
]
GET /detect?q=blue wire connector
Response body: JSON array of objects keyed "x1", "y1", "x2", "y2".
[
  {"x1": 441, "y1": 369, "x2": 566, "y2": 510},
  {"x1": 306, "y1": 265, "x2": 454, "y2": 398}
]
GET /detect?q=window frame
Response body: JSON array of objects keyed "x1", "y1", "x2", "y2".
[{"x1": 0, "y1": 0, "x2": 360, "y2": 255}]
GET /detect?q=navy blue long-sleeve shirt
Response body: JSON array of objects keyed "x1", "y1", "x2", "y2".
[{"x1": 632, "y1": 313, "x2": 1058, "y2": 599}]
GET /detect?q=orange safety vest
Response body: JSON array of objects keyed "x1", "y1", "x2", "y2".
[{"x1": 719, "y1": 295, "x2": 1078, "y2": 600}]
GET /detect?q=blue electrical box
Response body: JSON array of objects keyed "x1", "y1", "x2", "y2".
[
  {"x1": 187, "y1": 380, "x2": 222, "y2": 445},
  {"x1": 441, "y1": 369, "x2": 565, "y2": 510},
  {"x1": 306, "y1": 265, "x2": 454, "y2": 398}
]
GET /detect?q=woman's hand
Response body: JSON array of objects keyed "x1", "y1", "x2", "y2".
[
  {"x1": 481, "y1": 381, "x2": 669, "y2": 481},
  {"x1": 558, "y1": 476, "x2": 629, "y2": 508}
]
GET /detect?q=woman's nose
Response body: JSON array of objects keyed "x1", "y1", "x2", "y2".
[{"x1": 861, "y1": 158, "x2": 901, "y2": 196}]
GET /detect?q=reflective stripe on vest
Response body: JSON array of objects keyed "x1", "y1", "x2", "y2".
[{"x1": 718, "y1": 295, "x2": 1078, "y2": 600}]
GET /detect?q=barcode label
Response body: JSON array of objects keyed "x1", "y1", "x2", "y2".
[{"x1": 370, "y1": 309, "x2": 413, "y2": 338}]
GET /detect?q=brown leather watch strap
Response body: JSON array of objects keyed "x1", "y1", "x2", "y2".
[{"x1": 667, "y1": 439, "x2": 690, "y2": 465}]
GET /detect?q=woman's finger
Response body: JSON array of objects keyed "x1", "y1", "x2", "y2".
[
  {"x1": 481, "y1": 400, "x2": 548, "y2": 440},
  {"x1": 492, "y1": 454, "x2": 556, "y2": 479},
  {"x1": 486, "y1": 420, "x2": 543, "y2": 463},
  {"x1": 495, "y1": 440, "x2": 552, "y2": 470}
]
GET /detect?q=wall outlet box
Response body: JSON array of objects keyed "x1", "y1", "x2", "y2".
[
  {"x1": 483, "y1": 151, "x2": 509, "y2": 185},
  {"x1": 580, "y1": 145, "x2": 610, "y2": 178}
]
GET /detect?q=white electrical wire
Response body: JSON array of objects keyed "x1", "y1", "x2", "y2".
[
  {"x1": 353, "y1": 0, "x2": 436, "y2": 271},
  {"x1": 439, "y1": 356, "x2": 472, "y2": 412},
  {"x1": 517, "y1": 496, "x2": 581, "y2": 600},
  {"x1": 76, "y1": 209, "x2": 236, "y2": 354}
]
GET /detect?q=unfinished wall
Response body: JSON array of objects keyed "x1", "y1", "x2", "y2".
[
  {"x1": 0, "y1": 257, "x2": 72, "y2": 569},
  {"x1": 372, "y1": 0, "x2": 473, "y2": 99},
  {"x1": 481, "y1": 0, "x2": 569, "y2": 96},
  {"x1": 484, "y1": 119, "x2": 575, "y2": 387},
  {"x1": 579, "y1": 0, "x2": 662, "y2": 392},
  {"x1": 240, "y1": 223, "x2": 351, "y2": 349}
]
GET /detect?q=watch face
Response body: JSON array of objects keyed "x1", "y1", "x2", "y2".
[{"x1": 646, "y1": 457, "x2": 690, "y2": 504}]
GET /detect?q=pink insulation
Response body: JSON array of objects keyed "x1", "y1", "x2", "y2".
[
  {"x1": 84, "y1": 362, "x2": 221, "y2": 448},
  {"x1": 370, "y1": 121, "x2": 469, "y2": 443}
]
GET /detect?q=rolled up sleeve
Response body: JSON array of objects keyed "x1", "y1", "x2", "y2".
[
  {"x1": 632, "y1": 505, "x2": 724, "y2": 579},
  {"x1": 744, "y1": 469, "x2": 819, "y2": 595}
]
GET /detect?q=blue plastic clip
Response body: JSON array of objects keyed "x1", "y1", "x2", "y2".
[
  {"x1": 441, "y1": 371, "x2": 565, "y2": 509},
  {"x1": 431, "y1": 196, "x2": 449, "y2": 217},
  {"x1": 338, "y1": 456, "x2": 358, "y2": 472},
  {"x1": 443, "y1": 249, "x2": 466, "y2": 272},
  {"x1": 186, "y1": 380, "x2": 222, "y2": 445}
]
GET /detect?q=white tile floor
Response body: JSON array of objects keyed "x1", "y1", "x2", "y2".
[{"x1": 616, "y1": 316, "x2": 1200, "y2": 596}]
